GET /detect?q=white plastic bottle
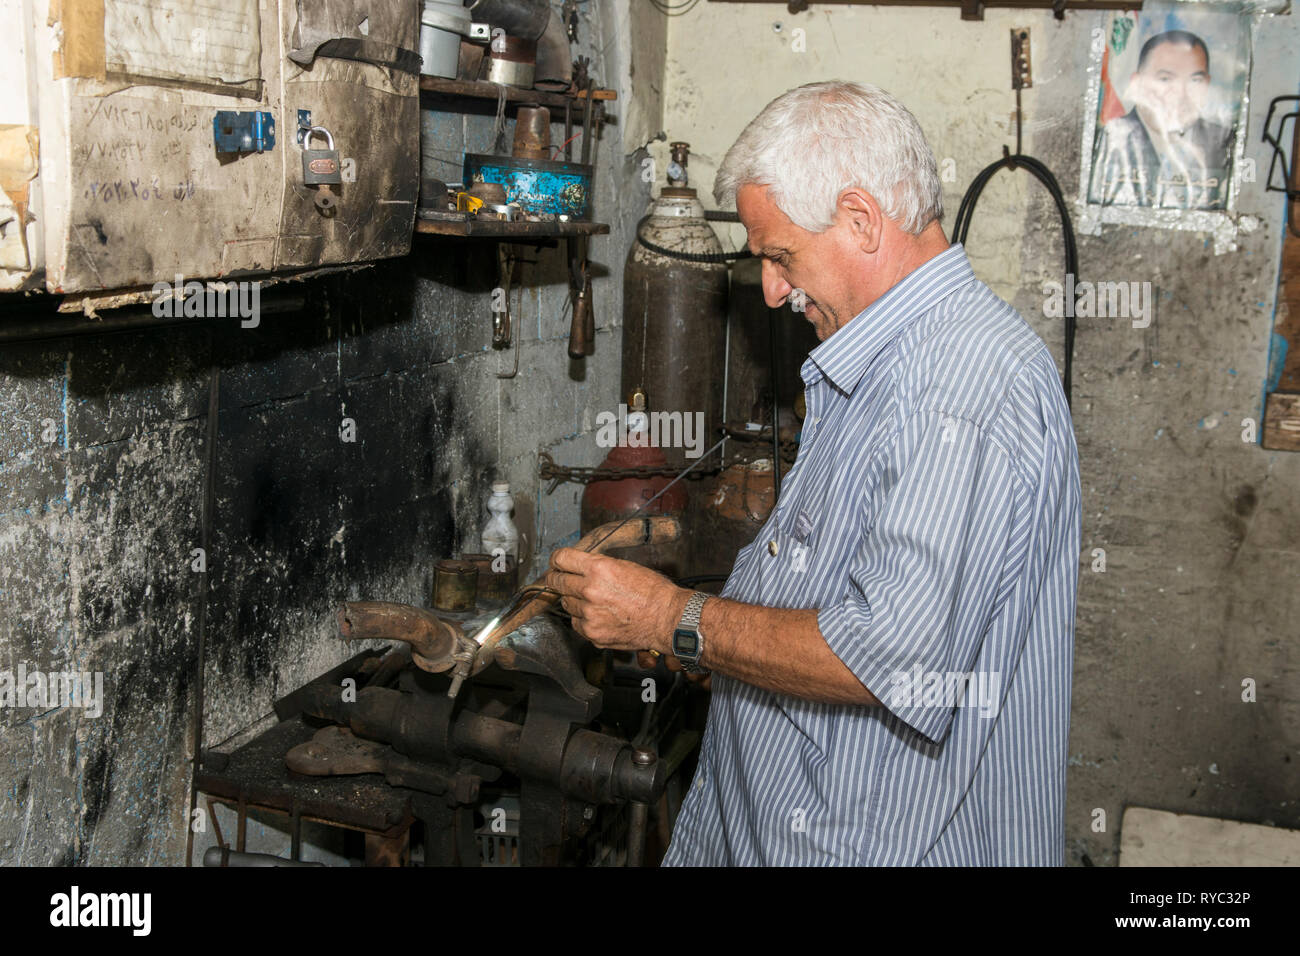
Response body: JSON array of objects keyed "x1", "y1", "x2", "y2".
[{"x1": 481, "y1": 481, "x2": 519, "y2": 568}]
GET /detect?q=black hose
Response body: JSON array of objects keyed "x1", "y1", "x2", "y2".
[
  {"x1": 952, "y1": 153, "x2": 1076, "y2": 409},
  {"x1": 635, "y1": 215, "x2": 753, "y2": 263},
  {"x1": 675, "y1": 574, "x2": 729, "y2": 589},
  {"x1": 768, "y1": 307, "x2": 782, "y2": 499}
]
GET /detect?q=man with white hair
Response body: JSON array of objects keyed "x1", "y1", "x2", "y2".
[{"x1": 547, "y1": 81, "x2": 1081, "y2": 865}]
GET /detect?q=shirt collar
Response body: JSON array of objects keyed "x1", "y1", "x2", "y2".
[{"x1": 802, "y1": 243, "x2": 976, "y2": 396}]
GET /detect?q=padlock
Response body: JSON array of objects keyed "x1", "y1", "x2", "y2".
[
  {"x1": 301, "y1": 126, "x2": 341, "y2": 213},
  {"x1": 302, "y1": 126, "x2": 341, "y2": 184}
]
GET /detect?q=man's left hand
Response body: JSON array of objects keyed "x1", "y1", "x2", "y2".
[{"x1": 546, "y1": 548, "x2": 689, "y2": 654}]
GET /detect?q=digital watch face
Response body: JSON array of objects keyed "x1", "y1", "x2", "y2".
[{"x1": 673, "y1": 629, "x2": 699, "y2": 658}]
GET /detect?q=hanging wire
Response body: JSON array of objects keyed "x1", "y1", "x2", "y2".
[{"x1": 647, "y1": 0, "x2": 702, "y2": 15}]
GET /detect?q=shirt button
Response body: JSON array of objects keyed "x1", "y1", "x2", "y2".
[{"x1": 768, "y1": 539, "x2": 779, "y2": 557}]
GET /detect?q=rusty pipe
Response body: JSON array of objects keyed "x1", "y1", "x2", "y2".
[{"x1": 339, "y1": 602, "x2": 465, "y2": 673}]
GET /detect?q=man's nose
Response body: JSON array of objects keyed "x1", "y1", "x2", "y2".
[
  {"x1": 761, "y1": 258, "x2": 792, "y2": 309},
  {"x1": 1174, "y1": 79, "x2": 1199, "y2": 106}
]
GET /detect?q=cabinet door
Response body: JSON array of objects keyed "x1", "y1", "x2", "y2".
[{"x1": 3, "y1": 0, "x2": 417, "y2": 295}]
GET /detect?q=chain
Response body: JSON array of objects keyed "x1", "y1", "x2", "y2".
[{"x1": 538, "y1": 442, "x2": 799, "y2": 492}]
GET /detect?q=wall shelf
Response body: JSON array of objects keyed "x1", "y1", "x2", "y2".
[
  {"x1": 414, "y1": 211, "x2": 609, "y2": 239},
  {"x1": 419, "y1": 77, "x2": 615, "y2": 114},
  {"x1": 415, "y1": 80, "x2": 614, "y2": 241}
]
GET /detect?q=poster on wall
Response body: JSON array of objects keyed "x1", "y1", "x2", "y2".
[{"x1": 1079, "y1": 0, "x2": 1259, "y2": 251}]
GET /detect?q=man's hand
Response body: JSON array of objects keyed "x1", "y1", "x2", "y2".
[{"x1": 546, "y1": 547, "x2": 689, "y2": 654}]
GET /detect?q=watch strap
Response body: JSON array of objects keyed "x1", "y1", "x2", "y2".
[{"x1": 674, "y1": 591, "x2": 709, "y2": 672}]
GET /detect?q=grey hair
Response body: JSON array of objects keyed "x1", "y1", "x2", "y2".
[{"x1": 714, "y1": 81, "x2": 943, "y2": 235}]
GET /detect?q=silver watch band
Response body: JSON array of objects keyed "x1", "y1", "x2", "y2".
[
  {"x1": 675, "y1": 591, "x2": 709, "y2": 672},
  {"x1": 680, "y1": 590, "x2": 708, "y2": 630}
]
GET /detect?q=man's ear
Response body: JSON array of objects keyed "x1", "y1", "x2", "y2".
[
  {"x1": 837, "y1": 188, "x2": 884, "y2": 255},
  {"x1": 1128, "y1": 72, "x2": 1147, "y2": 102}
]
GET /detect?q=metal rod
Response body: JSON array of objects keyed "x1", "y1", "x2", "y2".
[
  {"x1": 290, "y1": 801, "x2": 303, "y2": 862},
  {"x1": 1015, "y1": 87, "x2": 1023, "y2": 158},
  {"x1": 627, "y1": 801, "x2": 649, "y2": 867},
  {"x1": 0, "y1": 294, "x2": 306, "y2": 344},
  {"x1": 185, "y1": 361, "x2": 220, "y2": 868},
  {"x1": 583, "y1": 434, "x2": 729, "y2": 555},
  {"x1": 465, "y1": 436, "x2": 731, "y2": 661},
  {"x1": 564, "y1": 101, "x2": 573, "y2": 162}
]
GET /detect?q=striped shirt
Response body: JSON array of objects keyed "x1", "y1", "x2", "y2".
[{"x1": 662, "y1": 243, "x2": 1080, "y2": 866}]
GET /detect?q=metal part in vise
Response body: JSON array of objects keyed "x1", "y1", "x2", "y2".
[
  {"x1": 299, "y1": 617, "x2": 665, "y2": 806},
  {"x1": 338, "y1": 601, "x2": 477, "y2": 676},
  {"x1": 453, "y1": 514, "x2": 683, "y2": 696}
]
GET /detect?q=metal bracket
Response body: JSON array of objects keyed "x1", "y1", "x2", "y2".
[
  {"x1": 1263, "y1": 95, "x2": 1300, "y2": 201},
  {"x1": 296, "y1": 109, "x2": 313, "y2": 148},
  {"x1": 213, "y1": 111, "x2": 275, "y2": 153},
  {"x1": 1262, "y1": 95, "x2": 1300, "y2": 238},
  {"x1": 1011, "y1": 28, "x2": 1032, "y2": 90}
]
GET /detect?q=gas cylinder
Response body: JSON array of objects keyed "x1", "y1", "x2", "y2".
[{"x1": 622, "y1": 183, "x2": 728, "y2": 471}]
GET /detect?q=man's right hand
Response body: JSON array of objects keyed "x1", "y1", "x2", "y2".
[{"x1": 635, "y1": 650, "x2": 712, "y2": 689}]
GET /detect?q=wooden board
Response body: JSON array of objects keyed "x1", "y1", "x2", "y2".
[
  {"x1": 1272, "y1": 231, "x2": 1300, "y2": 393},
  {"x1": 414, "y1": 215, "x2": 609, "y2": 239},
  {"x1": 419, "y1": 76, "x2": 616, "y2": 111},
  {"x1": 1120, "y1": 807, "x2": 1300, "y2": 866},
  {"x1": 1262, "y1": 392, "x2": 1300, "y2": 451}
]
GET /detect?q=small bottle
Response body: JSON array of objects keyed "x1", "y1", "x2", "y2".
[{"x1": 481, "y1": 481, "x2": 519, "y2": 565}]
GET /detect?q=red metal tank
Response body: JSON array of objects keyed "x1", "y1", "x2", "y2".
[
  {"x1": 580, "y1": 440, "x2": 688, "y2": 535},
  {"x1": 581, "y1": 397, "x2": 689, "y2": 576}
]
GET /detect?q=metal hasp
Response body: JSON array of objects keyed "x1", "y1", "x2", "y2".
[{"x1": 212, "y1": 111, "x2": 275, "y2": 153}]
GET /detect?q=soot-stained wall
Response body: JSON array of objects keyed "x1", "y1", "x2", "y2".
[
  {"x1": 0, "y1": 214, "x2": 643, "y2": 866},
  {"x1": 0, "y1": 0, "x2": 650, "y2": 863}
]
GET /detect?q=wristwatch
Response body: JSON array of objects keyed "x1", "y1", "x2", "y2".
[{"x1": 671, "y1": 591, "x2": 710, "y2": 674}]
